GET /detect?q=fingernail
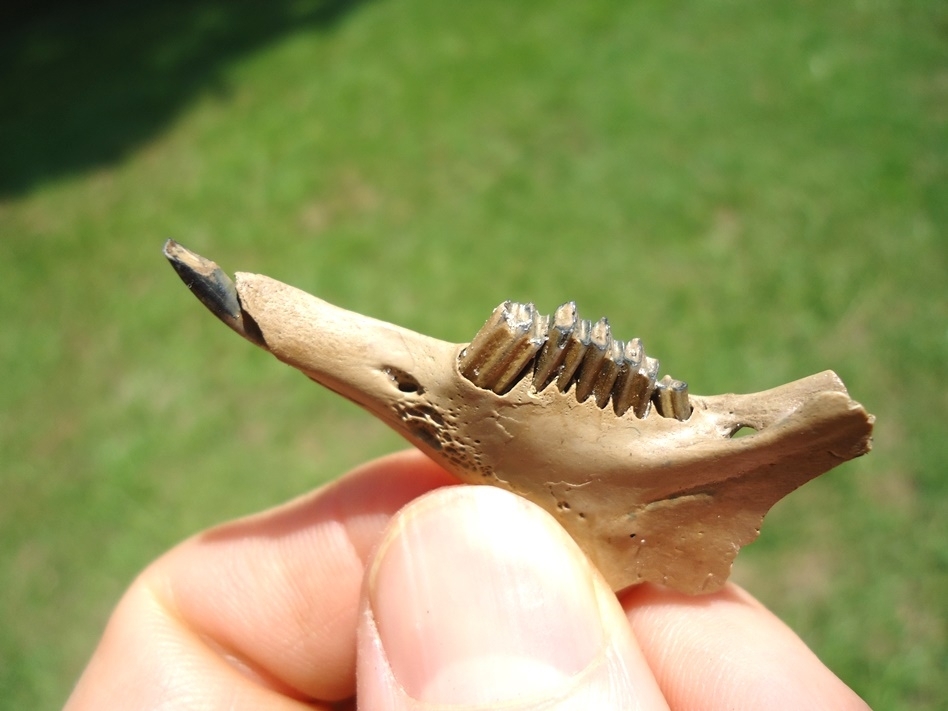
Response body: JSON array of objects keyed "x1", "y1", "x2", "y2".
[{"x1": 367, "y1": 486, "x2": 606, "y2": 705}]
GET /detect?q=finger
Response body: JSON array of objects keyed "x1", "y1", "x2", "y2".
[
  {"x1": 65, "y1": 581, "x2": 330, "y2": 711},
  {"x1": 621, "y1": 583, "x2": 871, "y2": 711},
  {"x1": 357, "y1": 486, "x2": 671, "y2": 710},
  {"x1": 65, "y1": 450, "x2": 457, "y2": 709}
]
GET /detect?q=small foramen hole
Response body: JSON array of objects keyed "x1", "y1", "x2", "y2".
[
  {"x1": 383, "y1": 366, "x2": 423, "y2": 394},
  {"x1": 731, "y1": 425, "x2": 757, "y2": 438}
]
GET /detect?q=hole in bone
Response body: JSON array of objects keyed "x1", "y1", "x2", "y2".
[
  {"x1": 410, "y1": 423, "x2": 442, "y2": 450},
  {"x1": 383, "y1": 366, "x2": 424, "y2": 394},
  {"x1": 730, "y1": 425, "x2": 757, "y2": 438}
]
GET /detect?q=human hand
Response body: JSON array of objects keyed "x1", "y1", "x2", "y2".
[{"x1": 65, "y1": 450, "x2": 870, "y2": 710}]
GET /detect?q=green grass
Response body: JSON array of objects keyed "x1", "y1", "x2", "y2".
[{"x1": 1, "y1": 0, "x2": 945, "y2": 707}]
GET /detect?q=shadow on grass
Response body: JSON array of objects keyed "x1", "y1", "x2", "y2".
[{"x1": 0, "y1": 0, "x2": 370, "y2": 197}]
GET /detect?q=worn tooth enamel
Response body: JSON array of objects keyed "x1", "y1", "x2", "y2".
[
  {"x1": 620, "y1": 347, "x2": 661, "y2": 420},
  {"x1": 613, "y1": 338, "x2": 644, "y2": 416},
  {"x1": 164, "y1": 241, "x2": 875, "y2": 596},
  {"x1": 575, "y1": 318, "x2": 611, "y2": 403},
  {"x1": 458, "y1": 301, "x2": 513, "y2": 384},
  {"x1": 489, "y1": 308, "x2": 549, "y2": 395},
  {"x1": 655, "y1": 375, "x2": 691, "y2": 421},
  {"x1": 533, "y1": 302, "x2": 577, "y2": 390},
  {"x1": 556, "y1": 318, "x2": 591, "y2": 392},
  {"x1": 476, "y1": 302, "x2": 534, "y2": 391},
  {"x1": 670, "y1": 378, "x2": 691, "y2": 420},
  {"x1": 460, "y1": 301, "x2": 537, "y2": 389},
  {"x1": 593, "y1": 339, "x2": 624, "y2": 409},
  {"x1": 635, "y1": 356, "x2": 661, "y2": 418}
]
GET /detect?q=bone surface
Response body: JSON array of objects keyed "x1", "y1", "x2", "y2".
[{"x1": 163, "y1": 240, "x2": 874, "y2": 594}]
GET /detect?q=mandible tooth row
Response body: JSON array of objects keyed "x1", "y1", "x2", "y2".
[{"x1": 458, "y1": 301, "x2": 690, "y2": 419}]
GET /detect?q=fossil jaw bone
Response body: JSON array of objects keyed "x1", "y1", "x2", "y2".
[{"x1": 163, "y1": 240, "x2": 874, "y2": 594}]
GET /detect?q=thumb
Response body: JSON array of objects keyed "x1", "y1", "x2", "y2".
[{"x1": 356, "y1": 486, "x2": 669, "y2": 710}]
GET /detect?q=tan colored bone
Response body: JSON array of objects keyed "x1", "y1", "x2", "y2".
[{"x1": 164, "y1": 241, "x2": 874, "y2": 594}]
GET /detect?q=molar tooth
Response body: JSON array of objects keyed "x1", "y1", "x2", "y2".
[
  {"x1": 458, "y1": 301, "x2": 514, "y2": 383},
  {"x1": 533, "y1": 302, "x2": 577, "y2": 390},
  {"x1": 575, "y1": 318, "x2": 611, "y2": 403},
  {"x1": 654, "y1": 375, "x2": 691, "y2": 420},
  {"x1": 613, "y1": 338, "x2": 644, "y2": 417},
  {"x1": 490, "y1": 309, "x2": 549, "y2": 394},
  {"x1": 555, "y1": 317, "x2": 591, "y2": 392},
  {"x1": 634, "y1": 356, "x2": 661, "y2": 418},
  {"x1": 593, "y1": 338, "x2": 624, "y2": 409},
  {"x1": 459, "y1": 301, "x2": 534, "y2": 389},
  {"x1": 476, "y1": 302, "x2": 536, "y2": 391}
]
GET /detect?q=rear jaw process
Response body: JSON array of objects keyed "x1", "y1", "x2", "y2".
[{"x1": 163, "y1": 240, "x2": 874, "y2": 594}]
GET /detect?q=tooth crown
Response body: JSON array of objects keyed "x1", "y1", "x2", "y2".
[{"x1": 459, "y1": 301, "x2": 691, "y2": 421}]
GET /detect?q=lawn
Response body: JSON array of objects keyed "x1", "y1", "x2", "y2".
[{"x1": 1, "y1": 0, "x2": 945, "y2": 708}]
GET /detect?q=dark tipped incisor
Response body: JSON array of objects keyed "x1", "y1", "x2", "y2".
[{"x1": 162, "y1": 239, "x2": 265, "y2": 347}]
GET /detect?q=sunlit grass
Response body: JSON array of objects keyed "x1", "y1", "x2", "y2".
[{"x1": 1, "y1": 1, "x2": 945, "y2": 708}]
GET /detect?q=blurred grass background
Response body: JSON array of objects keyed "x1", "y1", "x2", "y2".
[{"x1": 1, "y1": 0, "x2": 945, "y2": 707}]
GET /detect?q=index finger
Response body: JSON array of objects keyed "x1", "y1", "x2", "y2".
[
  {"x1": 65, "y1": 450, "x2": 457, "y2": 708},
  {"x1": 621, "y1": 583, "x2": 871, "y2": 710}
]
